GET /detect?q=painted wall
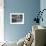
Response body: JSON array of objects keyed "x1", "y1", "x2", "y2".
[
  {"x1": 4, "y1": 0, "x2": 40, "y2": 42},
  {"x1": 40, "y1": 0, "x2": 46, "y2": 27}
]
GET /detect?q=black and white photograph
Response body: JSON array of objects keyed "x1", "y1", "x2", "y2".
[{"x1": 10, "y1": 13, "x2": 24, "y2": 24}]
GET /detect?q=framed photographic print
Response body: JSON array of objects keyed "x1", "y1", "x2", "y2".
[{"x1": 10, "y1": 13, "x2": 24, "y2": 24}]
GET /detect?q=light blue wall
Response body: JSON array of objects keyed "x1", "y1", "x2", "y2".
[
  {"x1": 40, "y1": 0, "x2": 46, "y2": 27},
  {"x1": 4, "y1": 0, "x2": 40, "y2": 42}
]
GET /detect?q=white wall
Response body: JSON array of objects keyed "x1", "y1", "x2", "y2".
[{"x1": 0, "y1": 0, "x2": 4, "y2": 42}]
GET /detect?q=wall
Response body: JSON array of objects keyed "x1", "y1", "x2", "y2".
[
  {"x1": 40, "y1": 0, "x2": 46, "y2": 27},
  {"x1": 4, "y1": 0, "x2": 40, "y2": 42},
  {"x1": 0, "y1": 0, "x2": 4, "y2": 42}
]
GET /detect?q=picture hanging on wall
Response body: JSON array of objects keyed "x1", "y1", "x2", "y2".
[{"x1": 10, "y1": 13, "x2": 24, "y2": 24}]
